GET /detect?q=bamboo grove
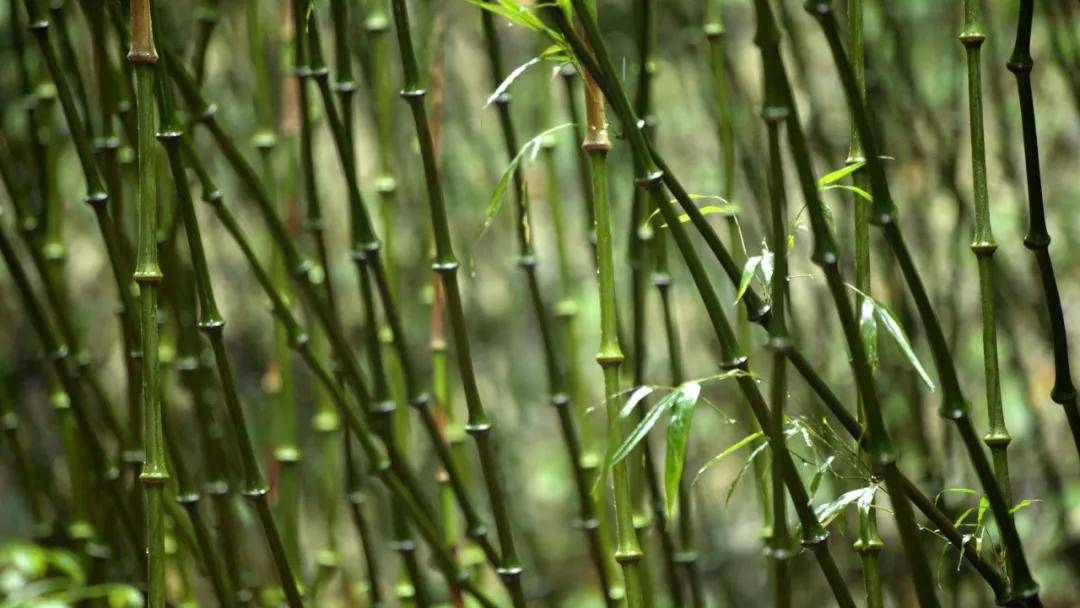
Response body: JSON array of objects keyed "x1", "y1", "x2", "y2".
[{"x1": 0, "y1": 0, "x2": 1078, "y2": 606}]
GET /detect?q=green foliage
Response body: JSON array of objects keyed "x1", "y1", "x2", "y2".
[{"x1": 0, "y1": 543, "x2": 143, "y2": 607}]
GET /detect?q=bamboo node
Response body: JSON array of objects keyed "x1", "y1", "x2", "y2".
[
  {"x1": 614, "y1": 549, "x2": 644, "y2": 564},
  {"x1": 83, "y1": 191, "x2": 109, "y2": 208},
  {"x1": 983, "y1": 432, "x2": 1012, "y2": 447}
]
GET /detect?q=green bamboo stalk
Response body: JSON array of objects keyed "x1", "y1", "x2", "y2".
[
  {"x1": 477, "y1": 5, "x2": 619, "y2": 605},
  {"x1": 0, "y1": 370, "x2": 51, "y2": 538},
  {"x1": 581, "y1": 70, "x2": 649, "y2": 608},
  {"x1": 542, "y1": 4, "x2": 1011, "y2": 601},
  {"x1": 178, "y1": 135, "x2": 499, "y2": 608},
  {"x1": 299, "y1": 5, "x2": 505, "y2": 577},
  {"x1": 1007, "y1": 0, "x2": 1080, "y2": 464},
  {"x1": 960, "y1": 0, "x2": 1014, "y2": 537},
  {"x1": 846, "y1": 2, "x2": 883, "y2": 606},
  {"x1": 161, "y1": 220, "x2": 249, "y2": 605},
  {"x1": 343, "y1": 437, "x2": 386, "y2": 608},
  {"x1": 19, "y1": 0, "x2": 144, "y2": 456},
  {"x1": 547, "y1": 5, "x2": 856, "y2": 607},
  {"x1": 163, "y1": 395, "x2": 235, "y2": 607},
  {"x1": 388, "y1": 1, "x2": 528, "y2": 604},
  {"x1": 762, "y1": 71, "x2": 793, "y2": 608},
  {"x1": 0, "y1": 212, "x2": 143, "y2": 562},
  {"x1": 50, "y1": 0, "x2": 92, "y2": 139},
  {"x1": 151, "y1": 31, "x2": 304, "y2": 604},
  {"x1": 803, "y1": 3, "x2": 1040, "y2": 604},
  {"x1": 128, "y1": 5, "x2": 168, "y2": 605},
  {"x1": 191, "y1": 0, "x2": 219, "y2": 84},
  {"x1": 703, "y1": 5, "x2": 773, "y2": 593}
]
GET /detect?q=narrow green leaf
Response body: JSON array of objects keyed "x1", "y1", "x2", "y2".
[
  {"x1": 846, "y1": 284, "x2": 935, "y2": 391},
  {"x1": 485, "y1": 56, "x2": 541, "y2": 108},
  {"x1": 824, "y1": 183, "x2": 874, "y2": 202},
  {"x1": 692, "y1": 431, "x2": 763, "y2": 487},
  {"x1": 734, "y1": 255, "x2": 762, "y2": 304},
  {"x1": 472, "y1": 123, "x2": 574, "y2": 253},
  {"x1": 874, "y1": 299, "x2": 934, "y2": 391},
  {"x1": 642, "y1": 195, "x2": 738, "y2": 229},
  {"x1": 725, "y1": 441, "x2": 770, "y2": 505},
  {"x1": 664, "y1": 382, "x2": 702, "y2": 517},
  {"x1": 1010, "y1": 498, "x2": 1039, "y2": 514},
  {"x1": 608, "y1": 392, "x2": 672, "y2": 469},
  {"x1": 817, "y1": 160, "x2": 866, "y2": 188}
]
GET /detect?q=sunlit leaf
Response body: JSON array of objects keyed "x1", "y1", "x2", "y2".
[
  {"x1": 824, "y1": 183, "x2": 874, "y2": 202},
  {"x1": 642, "y1": 195, "x2": 739, "y2": 228},
  {"x1": 734, "y1": 255, "x2": 763, "y2": 304},
  {"x1": 664, "y1": 382, "x2": 702, "y2": 517},
  {"x1": 847, "y1": 284, "x2": 935, "y2": 391},
  {"x1": 725, "y1": 441, "x2": 770, "y2": 505},
  {"x1": 485, "y1": 57, "x2": 541, "y2": 108},
  {"x1": 472, "y1": 123, "x2": 574, "y2": 255},
  {"x1": 859, "y1": 297, "x2": 878, "y2": 373},
  {"x1": 1010, "y1": 498, "x2": 1040, "y2": 514},
  {"x1": 692, "y1": 431, "x2": 763, "y2": 487},
  {"x1": 817, "y1": 160, "x2": 866, "y2": 188},
  {"x1": 620, "y1": 385, "x2": 655, "y2": 418},
  {"x1": 814, "y1": 485, "x2": 878, "y2": 528}
]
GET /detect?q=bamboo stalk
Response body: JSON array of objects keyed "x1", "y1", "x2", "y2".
[
  {"x1": 802, "y1": 3, "x2": 1040, "y2": 604},
  {"x1": 388, "y1": 1, "x2": 528, "y2": 603},
  {"x1": 960, "y1": 0, "x2": 1014, "y2": 547},
  {"x1": 177, "y1": 135, "x2": 499, "y2": 608},
  {"x1": 1007, "y1": 0, "x2": 1080, "y2": 464},
  {"x1": 846, "y1": 2, "x2": 883, "y2": 605},
  {"x1": 128, "y1": 5, "x2": 168, "y2": 604},
  {"x1": 761, "y1": 39, "x2": 793, "y2": 608}
]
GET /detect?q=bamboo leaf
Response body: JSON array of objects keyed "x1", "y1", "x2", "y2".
[
  {"x1": 484, "y1": 56, "x2": 541, "y2": 108},
  {"x1": 472, "y1": 123, "x2": 574, "y2": 255},
  {"x1": 817, "y1": 160, "x2": 866, "y2": 188},
  {"x1": 692, "y1": 431, "x2": 763, "y2": 487},
  {"x1": 642, "y1": 195, "x2": 739, "y2": 229},
  {"x1": 1010, "y1": 498, "x2": 1039, "y2": 514},
  {"x1": 620, "y1": 385, "x2": 655, "y2": 418},
  {"x1": 814, "y1": 485, "x2": 878, "y2": 528},
  {"x1": 859, "y1": 297, "x2": 878, "y2": 373},
  {"x1": 808, "y1": 455, "x2": 836, "y2": 499},
  {"x1": 608, "y1": 391, "x2": 672, "y2": 469},
  {"x1": 823, "y1": 183, "x2": 874, "y2": 202},
  {"x1": 664, "y1": 382, "x2": 702, "y2": 517},
  {"x1": 734, "y1": 255, "x2": 763, "y2": 304},
  {"x1": 874, "y1": 299, "x2": 934, "y2": 391},
  {"x1": 846, "y1": 284, "x2": 935, "y2": 391},
  {"x1": 725, "y1": 441, "x2": 770, "y2": 505}
]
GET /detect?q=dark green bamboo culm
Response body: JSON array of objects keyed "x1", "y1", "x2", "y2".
[
  {"x1": 0, "y1": 214, "x2": 142, "y2": 559},
  {"x1": 0, "y1": 369, "x2": 51, "y2": 538},
  {"x1": 128, "y1": 4, "x2": 168, "y2": 605},
  {"x1": 543, "y1": 3, "x2": 1010, "y2": 602},
  {"x1": 388, "y1": 1, "x2": 528, "y2": 604},
  {"x1": 476, "y1": 4, "x2": 620, "y2": 605},
  {"x1": 802, "y1": 2, "x2": 1041, "y2": 604},
  {"x1": 960, "y1": 0, "x2": 1014, "y2": 532},
  {"x1": 761, "y1": 54, "x2": 793, "y2": 608},
  {"x1": 191, "y1": 0, "x2": 219, "y2": 84},
  {"x1": 18, "y1": 0, "x2": 142, "y2": 473},
  {"x1": 1007, "y1": 0, "x2": 1080, "y2": 463},
  {"x1": 846, "y1": 2, "x2": 883, "y2": 606},
  {"x1": 301, "y1": 4, "x2": 508, "y2": 582},
  {"x1": 546, "y1": 4, "x2": 854, "y2": 607},
  {"x1": 176, "y1": 132, "x2": 501, "y2": 608},
  {"x1": 579, "y1": 50, "x2": 649, "y2": 608},
  {"x1": 150, "y1": 24, "x2": 304, "y2": 606}
]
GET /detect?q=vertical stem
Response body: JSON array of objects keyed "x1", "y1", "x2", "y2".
[
  {"x1": 961, "y1": 0, "x2": 1014, "y2": 536},
  {"x1": 847, "y1": 1, "x2": 883, "y2": 605},
  {"x1": 1007, "y1": 0, "x2": 1080, "y2": 463},
  {"x1": 128, "y1": 4, "x2": 168, "y2": 605},
  {"x1": 389, "y1": 1, "x2": 527, "y2": 604},
  {"x1": 577, "y1": 22, "x2": 649, "y2": 603}
]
